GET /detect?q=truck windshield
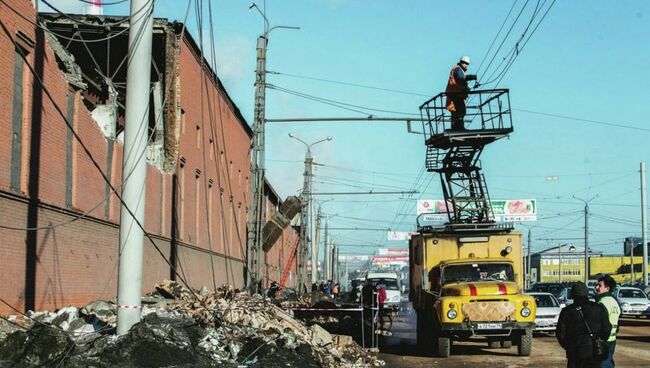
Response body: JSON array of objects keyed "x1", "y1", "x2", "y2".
[
  {"x1": 442, "y1": 263, "x2": 514, "y2": 284},
  {"x1": 368, "y1": 278, "x2": 399, "y2": 290}
]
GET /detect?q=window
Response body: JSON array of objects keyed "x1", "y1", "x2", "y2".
[
  {"x1": 442, "y1": 263, "x2": 515, "y2": 284},
  {"x1": 195, "y1": 169, "x2": 201, "y2": 243},
  {"x1": 179, "y1": 157, "x2": 186, "y2": 239},
  {"x1": 65, "y1": 90, "x2": 75, "y2": 207},
  {"x1": 10, "y1": 49, "x2": 25, "y2": 192}
]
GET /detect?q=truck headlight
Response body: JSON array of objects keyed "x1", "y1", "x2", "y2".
[
  {"x1": 521, "y1": 307, "x2": 531, "y2": 317},
  {"x1": 392, "y1": 295, "x2": 400, "y2": 302},
  {"x1": 447, "y1": 309, "x2": 457, "y2": 319}
]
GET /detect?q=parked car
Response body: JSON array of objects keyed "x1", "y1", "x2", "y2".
[
  {"x1": 614, "y1": 287, "x2": 650, "y2": 318},
  {"x1": 529, "y1": 282, "x2": 568, "y2": 298},
  {"x1": 366, "y1": 271, "x2": 402, "y2": 309},
  {"x1": 527, "y1": 292, "x2": 563, "y2": 333},
  {"x1": 557, "y1": 286, "x2": 596, "y2": 305}
]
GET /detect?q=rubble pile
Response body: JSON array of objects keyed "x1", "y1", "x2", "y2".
[
  {"x1": 278, "y1": 291, "x2": 362, "y2": 336},
  {"x1": 0, "y1": 281, "x2": 384, "y2": 368}
]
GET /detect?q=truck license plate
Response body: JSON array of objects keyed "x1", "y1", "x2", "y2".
[{"x1": 476, "y1": 323, "x2": 502, "y2": 329}]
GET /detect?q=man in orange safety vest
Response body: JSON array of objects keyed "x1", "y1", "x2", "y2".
[{"x1": 446, "y1": 56, "x2": 477, "y2": 130}]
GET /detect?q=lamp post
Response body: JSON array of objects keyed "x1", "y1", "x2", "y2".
[
  {"x1": 520, "y1": 223, "x2": 535, "y2": 289},
  {"x1": 573, "y1": 194, "x2": 598, "y2": 283},
  {"x1": 289, "y1": 133, "x2": 333, "y2": 289},
  {"x1": 246, "y1": 3, "x2": 299, "y2": 293}
]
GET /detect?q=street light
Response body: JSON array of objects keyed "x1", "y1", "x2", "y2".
[
  {"x1": 573, "y1": 194, "x2": 598, "y2": 283},
  {"x1": 288, "y1": 133, "x2": 333, "y2": 288}
]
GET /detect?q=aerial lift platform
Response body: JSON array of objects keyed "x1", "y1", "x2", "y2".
[{"x1": 418, "y1": 89, "x2": 514, "y2": 232}]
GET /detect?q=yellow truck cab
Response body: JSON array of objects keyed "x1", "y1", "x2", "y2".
[{"x1": 409, "y1": 230, "x2": 536, "y2": 357}]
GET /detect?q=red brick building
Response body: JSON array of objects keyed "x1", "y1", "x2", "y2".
[{"x1": 0, "y1": 0, "x2": 299, "y2": 314}]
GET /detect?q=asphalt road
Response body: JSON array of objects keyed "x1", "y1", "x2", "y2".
[{"x1": 378, "y1": 304, "x2": 650, "y2": 367}]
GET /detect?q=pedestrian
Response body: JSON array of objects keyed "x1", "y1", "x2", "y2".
[
  {"x1": 556, "y1": 282, "x2": 611, "y2": 368},
  {"x1": 311, "y1": 282, "x2": 318, "y2": 292},
  {"x1": 324, "y1": 279, "x2": 333, "y2": 296},
  {"x1": 595, "y1": 275, "x2": 621, "y2": 368},
  {"x1": 332, "y1": 282, "x2": 340, "y2": 298},
  {"x1": 377, "y1": 284, "x2": 387, "y2": 312},
  {"x1": 267, "y1": 281, "x2": 280, "y2": 299},
  {"x1": 445, "y1": 56, "x2": 477, "y2": 131}
]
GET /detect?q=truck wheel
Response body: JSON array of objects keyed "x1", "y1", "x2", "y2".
[
  {"x1": 437, "y1": 337, "x2": 451, "y2": 357},
  {"x1": 501, "y1": 340, "x2": 513, "y2": 348},
  {"x1": 517, "y1": 330, "x2": 532, "y2": 356},
  {"x1": 487, "y1": 339, "x2": 500, "y2": 349}
]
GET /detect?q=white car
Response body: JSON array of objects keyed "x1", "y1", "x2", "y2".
[
  {"x1": 527, "y1": 292, "x2": 563, "y2": 332},
  {"x1": 366, "y1": 272, "x2": 402, "y2": 308},
  {"x1": 614, "y1": 287, "x2": 650, "y2": 318}
]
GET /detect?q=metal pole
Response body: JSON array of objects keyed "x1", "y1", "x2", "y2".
[
  {"x1": 630, "y1": 237, "x2": 635, "y2": 284},
  {"x1": 584, "y1": 202, "x2": 589, "y2": 283},
  {"x1": 526, "y1": 228, "x2": 533, "y2": 289},
  {"x1": 641, "y1": 162, "x2": 648, "y2": 286},
  {"x1": 312, "y1": 206, "x2": 321, "y2": 283},
  {"x1": 246, "y1": 34, "x2": 267, "y2": 294},
  {"x1": 559, "y1": 245, "x2": 562, "y2": 283},
  {"x1": 324, "y1": 216, "x2": 330, "y2": 280},
  {"x1": 298, "y1": 152, "x2": 311, "y2": 294},
  {"x1": 116, "y1": 0, "x2": 154, "y2": 335}
]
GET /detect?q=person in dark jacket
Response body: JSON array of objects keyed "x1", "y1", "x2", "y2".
[{"x1": 556, "y1": 282, "x2": 612, "y2": 368}]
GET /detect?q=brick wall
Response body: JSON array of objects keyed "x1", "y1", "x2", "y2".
[{"x1": 0, "y1": 0, "x2": 297, "y2": 314}]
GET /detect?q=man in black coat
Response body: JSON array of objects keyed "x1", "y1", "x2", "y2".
[{"x1": 556, "y1": 282, "x2": 612, "y2": 368}]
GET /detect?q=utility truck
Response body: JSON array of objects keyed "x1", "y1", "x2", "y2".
[{"x1": 409, "y1": 231, "x2": 535, "y2": 357}]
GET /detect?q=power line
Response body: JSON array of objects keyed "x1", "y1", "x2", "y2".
[
  {"x1": 515, "y1": 108, "x2": 650, "y2": 132},
  {"x1": 268, "y1": 84, "x2": 419, "y2": 117},
  {"x1": 268, "y1": 70, "x2": 429, "y2": 97}
]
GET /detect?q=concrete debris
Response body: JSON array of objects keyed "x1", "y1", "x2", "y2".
[{"x1": 0, "y1": 280, "x2": 383, "y2": 367}]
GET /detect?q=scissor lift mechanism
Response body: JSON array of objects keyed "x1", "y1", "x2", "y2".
[{"x1": 418, "y1": 89, "x2": 514, "y2": 231}]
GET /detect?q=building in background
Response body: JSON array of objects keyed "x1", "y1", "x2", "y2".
[
  {"x1": 0, "y1": 0, "x2": 298, "y2": 314},
  {"x1": 530, "y1": 243, "x2": 647, "y2": 285}
]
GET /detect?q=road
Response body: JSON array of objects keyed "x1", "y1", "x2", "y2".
[{"x1": 377, "y1": 304, "x2": 650, "y2": 367}]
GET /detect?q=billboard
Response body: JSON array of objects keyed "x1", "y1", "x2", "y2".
[
  {"x1": 387, "y1": 231, "x2": 417, "y2": 241},
  {"x1": 416, "y1": 199, "x2": 537, "y2": 222}
]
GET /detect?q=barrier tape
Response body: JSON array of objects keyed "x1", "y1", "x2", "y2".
[
  {"x1": 117, "y1": 305, "x2": 143, "y2": 310},
  {"x1": 287, "y1": 307, "x2": 369, "y2": 312}
]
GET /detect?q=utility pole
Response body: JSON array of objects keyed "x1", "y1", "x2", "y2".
[
  {"x1": 641, "y1": 162, "x2": 648, "y2": 286},
  {"x1": 573, "y1": 194, "x2": 597, "y2": 283},
  {"x1": 116, "y1": 0, "x2": 154, "y2": 335},
  {"x1": 558, "y1": 244, "x2": 562, "y2": 283},
  {"x1": 628, "y1": 237, "x2": 635, "y2": 283},
  {"x1": 520, "y1": 224, "x2": 534, "y2": 289},
  {"x1": 323, "y1": 216, "x2": 330, "y2": 280},
  {"x1": 313, "y1": 208, "x2": 321, "y2": 283},
  {"x1": 246, "y1": 4, "x2": 298, "y2": 294},
  {"x1": 289, "y1": 133, "x2": 332, "y2": 291},
  {"x1": 298, "y1": 150, "x2": 312, "y2": 294}
]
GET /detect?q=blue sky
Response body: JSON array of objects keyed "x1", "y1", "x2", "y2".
[{"x1": 44, "y1": 1, "x2": 650, "y2": 260}]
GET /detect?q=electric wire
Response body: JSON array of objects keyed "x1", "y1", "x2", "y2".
[{"x1": 269, "y1": 84, "x2": 420, "y2": 117}]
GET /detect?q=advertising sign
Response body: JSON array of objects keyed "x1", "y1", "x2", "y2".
[
  {"x1": 377, "y1": 247, "x2": 409, "y2": 256},
  {"x1": 371, "y1": 255, "x2": 409, "y2": 266},
  {"x1": 417, "y1": 199, "x2": 537, "y2": 222},
  {"x1": 387, "y1": 231, "x2": 417, "y2": 241}
]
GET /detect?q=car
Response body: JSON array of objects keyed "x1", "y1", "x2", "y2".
[
  {"x1": 557, "y1": 286, "x2": 596, "y2": 305},
  {"x1": 527, "y1": 292, "x2": 563, "y2": 333},
  {"x1": 613, "y1": 287, "x2": 650, "y2": 318},
  {"x1": 529, "y1": 282, "x2": 567, "y2": 298},
  {"x1": 366, "y1": 271, "x2": 402, "y2": 309}
]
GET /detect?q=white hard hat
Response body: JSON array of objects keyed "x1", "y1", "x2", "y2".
[{"x1": 460, "y1": 56, "x2": 470, "y2": 64}]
